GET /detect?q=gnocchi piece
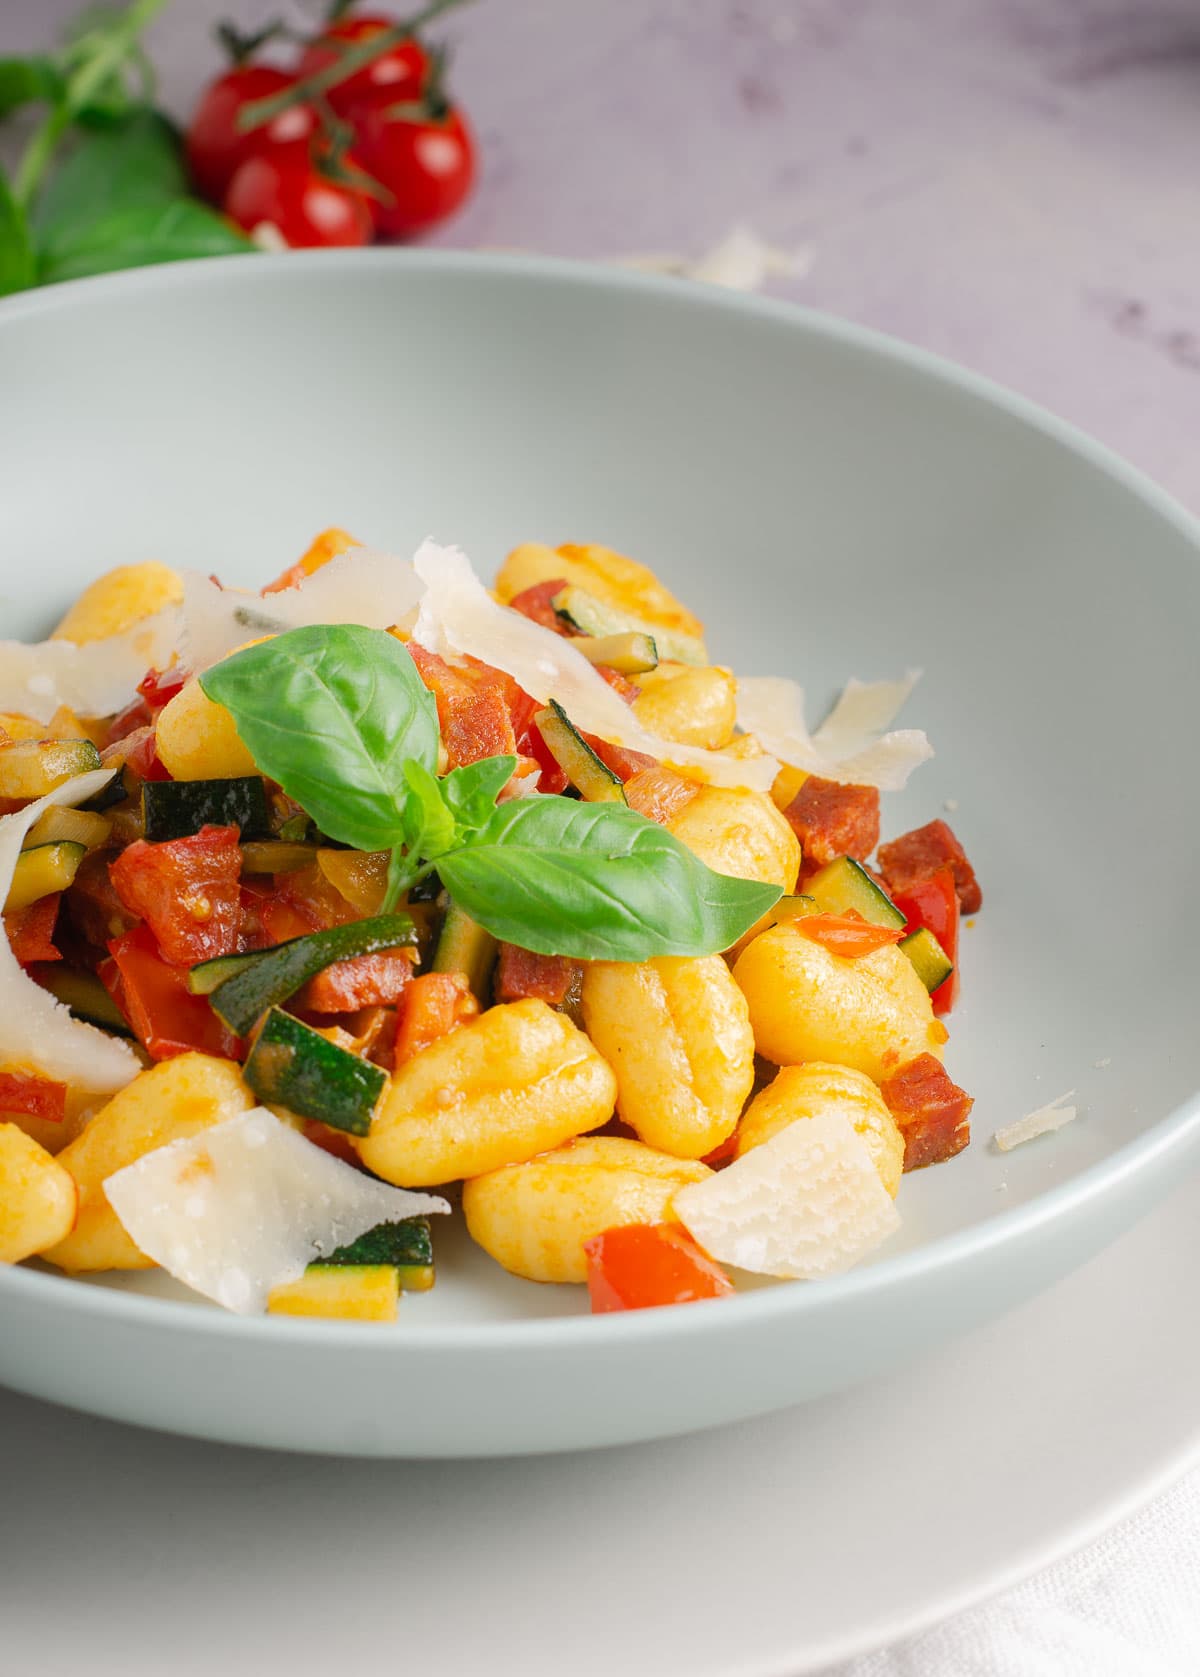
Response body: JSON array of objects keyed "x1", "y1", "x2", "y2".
[
  {"x1": 733, "y1": 924, "x2": 945, "y2": 1082},
  {"x1": 42, "y1": 1054, "x2": 255, "y2": 1273},
  {"x1": 463, "y1": 1135, "x2": 712, "y2": 1284},
  {"x1": 357, "y1": 1000, "x2": 616, "y2": 1188},
  {"x1": 631, "y1": 663, "x2": 738, "y2": 750},
  {"x1": 495, "y1": 541, "x2": 704, "y2": 638},
  {"x1": 736, "y1": 1062, "x2": 905, "y2": 1198},
  {"x1": 51, "y1": 562, "x2": 182, "y2": 645},
  {"x1": 0, "y1": 1124, "x2": 77, "y2": 1263},
  {"x1": 667, "y1": 785, "x2": 799, "y2": 896},
  {"x1": 154, "y1": 674, "x2": 258, "y2": 781},
  {"x1": 581, "y1": 955, "x2": 754, "y2": 1159}
]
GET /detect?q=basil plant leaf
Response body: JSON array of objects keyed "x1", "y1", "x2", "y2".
[
  {"x1": 38, "y1": 197, "x2": 251, "y2": 284},
  {"x1": 400, "y1": 761, "x2": 458, "y2": 860},
  {"x1": 440, "y1": 754, "x2": 516, "y2": 833},
  {"x1": 33, "y1": 109, "x2": 186, "y2": 257},
  {"x1": 201, "y1": 625, "x2": 439, "y2": 853},
  {"x1": 0, "y1": 55, "x2": 65, "y2": 120},
  {"x1": 436, "y1": 795, "x2": 781, "y2": 960},
  {"x1": 0, "y1": 171, "x2": 36, "y2": 297}
]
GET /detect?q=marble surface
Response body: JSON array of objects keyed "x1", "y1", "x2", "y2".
[{"x1": 7, "y1": 0, "x2": 1200, "y2": 511}]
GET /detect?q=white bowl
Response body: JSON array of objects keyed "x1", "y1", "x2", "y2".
[{"x1": 2, "y1": 251, "x2": 1198, "y2": 1456}]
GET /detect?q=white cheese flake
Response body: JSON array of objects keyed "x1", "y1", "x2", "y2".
[
  {"x1": 614, "y1": 225, "x2": 810, "y2": 292},
  {"x1": 993, "y1": 1091, "x2": 1080, "y2": 1153},
  {"x1": 672, "y1": 1112, "x2": 901, "y2": 1280},
  {"x1": 0, "y1": 607, "x2": 180, "y2": 725},
  {"x1": 0, "y1": 768, "x2": 139, "y2": 1094},
  {"x1": 736, "y1": 672, "x2": 933, "y2": 790},
  {"x1": 412, "y1": 540, "x2": 778, "y2": 791},
  {"x1": 103, "y1": 1108, "x2": 449, "y2": 1314}
]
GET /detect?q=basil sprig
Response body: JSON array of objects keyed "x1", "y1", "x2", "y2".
[{"x1": 201, "y1": 627, "x2": 780, "y2": 961}]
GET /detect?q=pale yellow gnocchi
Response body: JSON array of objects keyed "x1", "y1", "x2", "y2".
[
  {"x1": 0, "y1": 1124, "x2": 77, "y2": 1263},
  {"x1": 667, "y1": 784, "x2": 800, "y2": 896},
  {"x1": 495, "y1": 541, "x2": 704, "y2": 638},
  {"x1": 631, "y1": 663, "x2": 737, "y2": 750},
  {"x1": 51, "y1": 561, "x2": 182, "y2": 645},
  {"x1": 736, "y1": 1062, "x2": 905, "y2": 1198},
  {"x1": 154, "y1": 674, "x2": 259, "y2": 781}
]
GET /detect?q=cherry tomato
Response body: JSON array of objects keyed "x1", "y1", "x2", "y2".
[
  {"x1": 352, "y1": 103, "x2": 475, "y2": 237},
  {"x1": 224, "y1": 151, "x2": 374, "y2": 247},
  {"x1": 185, "y1": 65, "x2": 317, "y2": 203},
  {"x1": 297, "y1": 15, "x2": 430, "y2": 115}
]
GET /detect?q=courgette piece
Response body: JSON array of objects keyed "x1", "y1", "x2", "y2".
[
  {"x1": 899, "y1": 926, "x2": 954, "y2": 993},
  {"x1": 432, "y1": 900, "x2": 497, "y2": 1001},
  {"x1": 22, "y1": 806, "x2": 112, "y2": 851},
  {"x1": 190, "y1": 913, "x2": 417, "y2": 1035},
  {"x1": 244, "y1": 1007, "x2": 387, "y2": 1135},
  {"x1": 317, "y1": 1216, "x2": 434, "y2": 1292},
  {"x1": 0, "y1": 739, "x2": 102, "y2": 801},
  {"x1": 239, "y1": 840, "x2": 318, "y2": 875},
  {"x1": 33, "y1": 966, "x2": 133, "y2": 1034},
  {"x1": 804, "y1": 857, "x2": 906, "y2": 930},
  {"x1": 4, "y1": 841, "x2": 87, "y2": 914},
  {"x1": 267, "y1": 1267, "x2": 399, "y2": 1322},
  {"x1": 81, "y1": 765, "x2": 132, "y2": 812},
  {"x1": 142, "y1": 775, "x2": 271, "y2": 843},
  {"x1": 773, "y1": 894, "x2": 819, "y2": 925},
  {"x1": 551, "y1": 585, "x2": 708, "y2": 667},
  {"x1": 573, "y1": 631, "x2": 659, "y2": 675},
  {"x1": 277, "y1": 811, "x2": 316, "y2": 843},
  {"x1": 533, "y1": 700, "x2": 626, "y2": 804}
]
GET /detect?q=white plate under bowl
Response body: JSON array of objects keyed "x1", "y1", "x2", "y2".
[{"x1": 1, "y1": 251, "x2": 1198, "y2": 1457}]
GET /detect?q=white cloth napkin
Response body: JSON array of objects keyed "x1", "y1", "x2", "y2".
[{"x1": 825, "y1": 1467, "x2": 1200, "y2": 1676}]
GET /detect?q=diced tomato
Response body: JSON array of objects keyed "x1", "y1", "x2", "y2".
[
  {"x1": 892, "y1": 867, "x2": 960, "y2": 1015},
  {"x1": 4, "y1": 893, "x2": 62, "y2": 964},
  {"x1": 136, "y1": 665, "x2": 189, "y2": 712},
  {"x1": 792, "y1": 913, "x2": 904, "y2": 958},
  {"x1": 584, "y1": 1222, "x2": 734, "y2": 1312},
  {"x1": 781, "y1": 775, "x2": 880, "y2": 867},
  {"x1": 256, "y1": 863, "x2": 358, "y2": 946},
  {"x1": 103, "y1": 924, "x2": 243, "y2": 1061},
  {"x1": 506, "y1": 578, "x2": 571, "y2": 633},
  {"x1": 593, "y1": 666, "x2": 642, "y2": 702},
  {"x1": 879, "y1": 1053, "x2": 973, "y2": 1170},
  {"x1": 584, "y1": 734, "x2": 657, "y2": 781},
  {"x1": 495, "y1": 943, "x2": 582, "y2": 1007},
  {"x1": 66, "y1": 849, "x2": 139, "y2": 951},
  {"x1": 878, "y1": 819, "x2": 982, "y2": 914},
  {"x1": 126, "y1": 726, "x2": 172, "y2": 783},
  {"x1": 103, "y1": 697, "x2": 152, "y2": 747},
  {"x1": 294, "y1": 946, "x2": 416, "y2": 1013},
  {"x1": 0, "y1": 1068, "x2": 67, "y2": 1123},
  {"x1": 407, "y1": 643, "x2": 519, "y2": 768},
  {"x1": 392, "y1": 972, "x2": 479, "y2": 1064},
  {"x1": 623, "y1": 763, "x2": 701, "y2": 824},
  {"x1": 108, "y1": 825, "x2": 243, "y2": 964}
]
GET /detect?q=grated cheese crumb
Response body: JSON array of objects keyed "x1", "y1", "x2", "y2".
[{"x1": 993, "y1": 1091, "x2": 1079, "y2": 1153}]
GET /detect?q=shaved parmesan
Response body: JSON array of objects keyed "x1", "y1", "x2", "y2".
[
  {"x1": 103, "y1": 1108, "x2": 449, "y2": 1314},
  {"x1": 672, "y1": 1112, "x2": 900, "y2": 1279},
  {"x1": 736, "y1": 672, "x2": 933, "y2": 790},
  {"x1": 615, "y1": 225, "x2": 810, "y2": 293},
  {"x1": 413, "y1": 541, "x2": 778, "y2": 791},
  {"x1": 181, "y1": 545, "x2": 424, "y2": 672},
  {"x1": 0, "y1": 607, "x2": 179, "y2": 725},
  {"x1": 993, "y1": 1092, "x2": 1079, "y2": 1153},
  {"x1": 0, "y1": 769, "x2": 140, "y2": 1093}
]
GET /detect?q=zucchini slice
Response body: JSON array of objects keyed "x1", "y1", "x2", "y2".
[
  {"x1": 81, "y1": 764, "x2": 133, "y2": 812},
  {"x1": 773, "y1": 894, "x2": 819, "y2": 925},
  {"x1": 239, "y1": 840, "x2": 318, "y2": 876},
  {"x1": 551, "y1": 585, "x2": 708, "y2": 667},
  {"x1": 5, "y1": 840, "x2": 87, "y2": 914},
  {"x1": 0, "y1": 738, "x2": 102, "y2": 801},
  {"x1": 142, "y1": 776, "x2": 271, "y2": 843},
  {"x1": 244, "y1": 1007, "x2": 387, "y2": 1136},
  {"x1": 432, "y1": 901, "x2": 497, "y2": 1002},
  {"x1": 899, "y1": 926, "x2": 954, "y2": 993},
  {"x1": 804, "y1": 857, "x2": 906, "y2": 930},
  {"x1": 317, "y1": 1216, "x2": 434, "y2": 1292},
  {"x1": 533, "y1": 700, "x2": 626, "y2": 803},
  {"x1": 22, "y1": 805, "x2": 113, "y2": 852},
  {"x1": 572, "y1": 631, "x2": 659, "y2": 675},
  {"x1": 190, "y1": 913, "x2": 418, "y2": 1036},
  {"x1": 33, "y1": 966, "x2": 133, "y2": 1034}
]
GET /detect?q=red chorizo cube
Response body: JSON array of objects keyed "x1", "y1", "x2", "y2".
[
  {"x1": 496, "y1": 943, "x2": 583, "y2": 1008},
  {"x1": 878, "y1": 819, "x2": 982, "y2": 914},
  {"x1": 782, "y1": 774, "x2": 880, "y2": 867},
  {"x1": 879, "y1": 1053, "x2": 973, "y2": 1170}
]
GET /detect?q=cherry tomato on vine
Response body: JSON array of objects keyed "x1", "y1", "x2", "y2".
[
  {"x1": 224, "y1": 151, "x2": 374, "y2": 247},
  {"x1": 352, "y1": 103, "x2": 475, "y2": 237},
  {"x1": 185, "y1": 65, "x2": 318, "y2": 203},
  {"x1": 297, "y1": 14, "x2": 430, "y2": 114}
]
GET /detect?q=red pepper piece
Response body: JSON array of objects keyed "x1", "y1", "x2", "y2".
[
  {"x1": 892, "y1": 866, "x2": 960, "y2": 1014},
  {"x1": 0, "y1": 1068, "x2": 67, "y2": 1123},
  {"x1": 584, "y1": 1223, "x2": 734, "y2": 1312},
  {"x1": 103, "y1": 924, "x2": 243, "y2": 1062}
]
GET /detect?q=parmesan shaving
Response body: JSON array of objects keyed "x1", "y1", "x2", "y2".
[
  {"x1": 412, "y1": 541, "x2": 778, "y2": 791},
  {"x1": 0, "y1": 607, "x2": 180, "y2": 725},
  {"x1": 993, "y1": 1092, "x2": 1079, "y2": 1153},
  {"x1": 672, "y1": 1112, "x2": 901, "y2": 1279},
  {"x1": 615, "y1": 225, "x2": 810, "y2": 292},
  {"x1": 103, "y1": 1107, "x2": 449, "y2": 1314},
  {"x1": 181, "y1": 545, "x2": 424, "y2": 672},
  {"x1": 736, "y1": 673, "x2": 934, "y2": 790},
  {"x1": 0, "y1": 769, "x2": 140, "y2": 1094}
]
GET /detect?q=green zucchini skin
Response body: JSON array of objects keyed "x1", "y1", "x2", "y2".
[
  {"x1": 34, "y1": 966, "x2": 133, "y2": 1035},
  {"x1": 432, "y1": 901, "x2": 497, "y2": 1002},
  {"x1": 191, "y1": 914, "x2": 417, "y2": 1035},
  {"x1": 141, "y1": 776, "x2": 271, "y2": 843},
  {"x1": 320, "y1": 1217, "x2": 433, "y2": 1270},
  {"x1": 244, "y1": 1007, "x2": 386, "y2": 1136},
  {"x1": 534, "y1": 700, "x2": 626, "y2": 804},
  {"x1": 804, "y1": 857, "x2": 906, "y2": 930},
  {"x1": 899, "y1": 926, "x2": 954, "y2": 992},
  {"x1": 551, "y1": 585, "x2": 708, "y2": 666}
]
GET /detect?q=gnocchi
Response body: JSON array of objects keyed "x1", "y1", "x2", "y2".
[{"x1": 736, "y1": 1062, "x2": 905, "y2": 1198}]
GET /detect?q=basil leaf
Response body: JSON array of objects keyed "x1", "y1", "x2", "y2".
[
  {"x1": 0, "y1": 55, "x2": 65, "y2": 119},
  {"x1": 436, "y1": 796, "x2": 781, "y2": 960},
  {"x1": 440, "y1": 755, "x2": 516, "y2": 832},
  {"x1": 201, "y1": 626, "x2": 439, "y2": 853},
  {"x1": 0, "y1": 171, "x2": 36, "y2": 296},
  {"x1": 400, "y1": 761, "x2": 458, "y2": 860},
  {"x1": 38, "y1": 197, "x2": 251, "y2": 283},
  {"x1": 33, "y1": 109, "x2": 186, "y2": 259}
]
